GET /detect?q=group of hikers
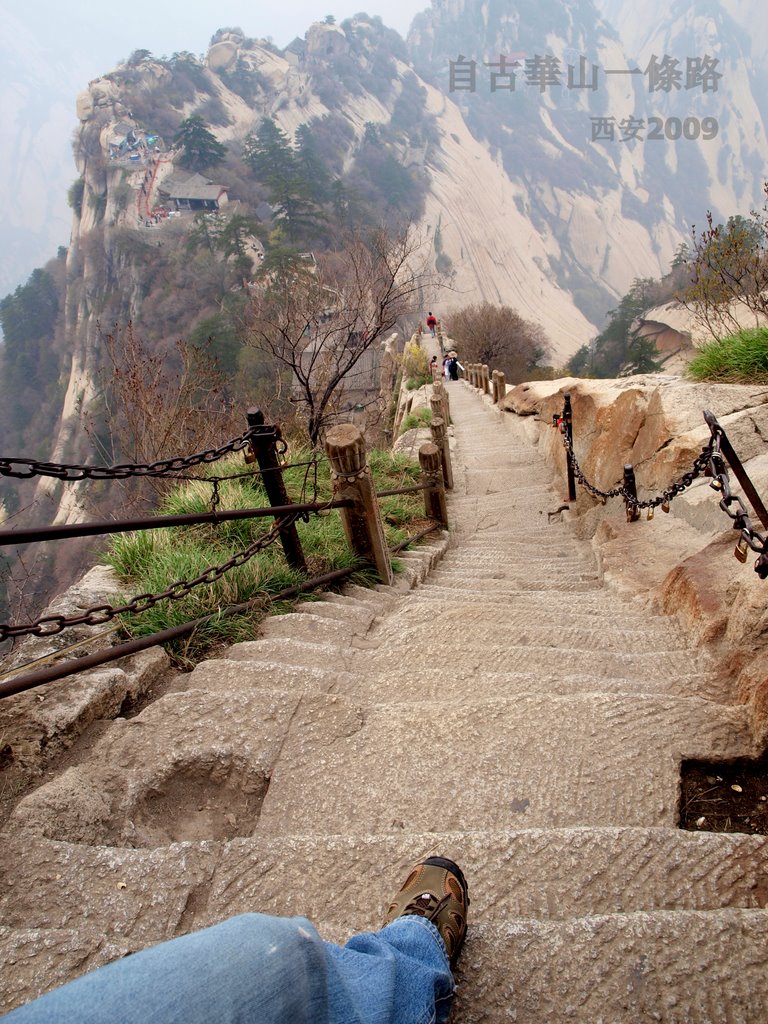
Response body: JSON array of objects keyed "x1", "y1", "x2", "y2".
[{"x1": 426, "y1": 311, "x2": 464, "y2": 381}]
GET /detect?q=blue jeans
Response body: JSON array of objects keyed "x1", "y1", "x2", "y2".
[{"x1": 3, "y1": 914, "x2": 455, "y2": 1024}]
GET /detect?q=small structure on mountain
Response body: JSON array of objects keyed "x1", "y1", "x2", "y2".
[{"x1": 158, "y1": 172, "x2": 229, "y2": 212}]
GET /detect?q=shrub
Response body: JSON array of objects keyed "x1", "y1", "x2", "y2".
[{"x1": 400, "y1": 407, "x2": 432, "y2": 433}]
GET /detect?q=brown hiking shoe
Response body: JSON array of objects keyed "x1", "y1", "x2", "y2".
[{"x1": 384, "y1": 856, "x2": 469, "y2": 968}]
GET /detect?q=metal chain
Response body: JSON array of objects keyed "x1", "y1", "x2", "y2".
[
  {"x1": 561, "y1": 432, "x2": 714, "y2": 509},
  {"x1": 706, "y1": 428, "x2": 768, "y2": 578},
  {"x1": 0, "y1": 515, "x2": 298, "y2": 642},
  {"x1": 0, "y1": 427, "x2": 278, "y2": 482}
]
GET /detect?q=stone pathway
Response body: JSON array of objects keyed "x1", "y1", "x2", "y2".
[{"x1": 2, "y1": 382, "x2": 768, "y2": 1020}]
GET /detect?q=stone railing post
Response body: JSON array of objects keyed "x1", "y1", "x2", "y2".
[
  {"x1": 429, "y1": 415, "x2": 454, "y2": 490},
  {"x1": 491, "y1": 370, "x2": 500, "y2": 403},
  {"x1": 419, "y1": 443, "x2": 448, "y2": 527},
  {"x1": 495, "y1": 370, "x2": 506, "y2": 403},
  {"x1": 324, "y1": 424, "x2": 393, "y2": 584},
  {"x1": 482, "y1": 364, "x2": 490, "y2": 394},
  {"x1": 430, "y1": 387, "x2": 449, "y2": 433}
]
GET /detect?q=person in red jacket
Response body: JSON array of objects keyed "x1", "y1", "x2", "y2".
[{"x1": 426, "y1": 312, "x2": 437, "y2": 337}]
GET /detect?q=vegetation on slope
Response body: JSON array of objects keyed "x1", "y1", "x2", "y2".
[
  {"x1": 105, "y1": 445, "x2": 427, "y2": 664},
  {"x1": 687, "y1": 328, "x2": 768, "y2": 384}
]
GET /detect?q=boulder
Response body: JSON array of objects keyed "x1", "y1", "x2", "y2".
[{"x1": 207, "y1": 41, "x2": 238, "y2": 72}]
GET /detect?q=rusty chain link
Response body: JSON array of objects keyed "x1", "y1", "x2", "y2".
[
  {"x1": 561, "y1": 431, "x2": 714, "y2": 509},
  {"x1": 705, "y1": 421, "x2": 768, "y2": 579},
  {"x1": 0, "y1": 514, "x2": 299, "y2": 642},
  {"x1": 0, "y1": 426, "x2": 279, "y2": 482}
]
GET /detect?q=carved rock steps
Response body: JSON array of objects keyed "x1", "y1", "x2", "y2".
[{"x1": 3, "y1": 383, "x2": 768, "y2": 1019}]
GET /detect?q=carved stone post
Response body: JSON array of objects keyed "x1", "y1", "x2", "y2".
[
  {"x1": 419, "y1": 443, "x2": 448, "y2": 527},
  {"x1": 429, "y1": 415, "x2": 454, "y2": 490},
  {"x1": 325, "y1": 424, "x2": 393, "y2": 584},
  {"x1": 496, "y1": 370, "x2": 506, "y2": 403},
  {"x1": 482, "y1": 364, "x2": 490, "y2": 394},
  {"x1": 491, "y1": 370, "x2": 500, "y2": 404},
  {"x1": 431, "y1": 380, "x2": 449, "y2": 425}
]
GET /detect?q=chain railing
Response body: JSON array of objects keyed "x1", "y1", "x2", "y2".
[
  {"x1": 0, "y1": 410, "x2": 448, "y2": 686},
  {"x1": 553, "y1": 392, "x2": 768, "y2": 579}
]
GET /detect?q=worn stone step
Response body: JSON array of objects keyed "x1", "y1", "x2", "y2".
[
  {"x1": 400, "y1": 592, "x2": 668, "y2": 629},
  {"x1": 226, "y1": 638, "x2": 355, "y2": 671},
  {"x1": 186, "y1": 658, "x2": 355, "y2": 695},
  {"x1": 4, "y1": 828, "x2": 764, "y2": 943},
  {"x1": 0, "y1": 926, "x2": 132, "y2": 1015},
  {"x1": 257, "y1": 692, "x2": 753, "y2": 834},
  {"x1": 333, "y1": 664, "x2": 727, "y2": 703},
  {"x1": 293, "y1": 597, "x2": 379, "y2": 629},
  {"x1": 354, "y1": 639, "x2": 701, "y2": 677},
  {"x1": 8, "y1": 689, "x2": 303, "y2": 845},
  {"x1": 258, "y1": 612, "x2": 369, "y2": 645},
  {"x1": 369, "y1": 611, "x2": 692, "y2": 653},
  {"x1": 450, "y1": 910, "x2": 768, "y2": 1023},
  {"x1": 430, "y1": 569, "x2": 606, "y2": 593},
  {"x1": 409, "y1": 585, "x2": 638, "y2": 612}
]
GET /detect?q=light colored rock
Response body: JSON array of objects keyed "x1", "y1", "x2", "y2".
[{"x1": 207, "y1": 41, "x2": 238, "y2": 72}]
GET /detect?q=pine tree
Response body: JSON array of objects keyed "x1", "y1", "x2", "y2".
[{"x1": 174, "y1": 116, "x2": 227, "y2": 172}]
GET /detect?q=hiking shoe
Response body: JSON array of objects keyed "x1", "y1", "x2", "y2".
[{"x1": 384, "y1": 856, "x2": 469, "y2": 968}]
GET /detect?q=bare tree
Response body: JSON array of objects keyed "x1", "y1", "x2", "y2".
[
  {"x1": 244, "y1": 226, "x2": 438, "y2": 446},
  {"x1": 91, "y1": 323, "x2": 241, "y2": 502},
  {"x1": 445, "y1": 302, "x2": 551, "y2": 382},
  {"x1": 683, "y1": 190, "x2": 768, "y2": 339}
]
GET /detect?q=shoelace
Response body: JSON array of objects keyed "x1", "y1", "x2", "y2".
[{"x1": 404, "y1": 891, "x2": 452, "y2": 921}]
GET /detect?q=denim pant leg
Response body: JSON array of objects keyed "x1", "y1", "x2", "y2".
[{"x1": 2, "y1": 914, "x2": 454, "y2": 1024}]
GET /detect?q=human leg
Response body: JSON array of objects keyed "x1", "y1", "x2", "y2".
[{"x1": 3, "y1": 858, "x2": 467, "y2": 1024}]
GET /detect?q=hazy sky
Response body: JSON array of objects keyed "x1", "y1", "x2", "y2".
[{"x1": 8, "y1": 0, "x2": 430, "y2": 76}]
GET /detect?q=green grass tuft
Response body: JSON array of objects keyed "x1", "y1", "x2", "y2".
[
  {"x1": 105, "y1": 444, "x2": 428, "y2": 665},
  {"x1": 687, "y1": 327, "x2": 768, "y2": 384},
  {"x1": 399, "y1": 407, "x2": 433, "y2": 434}
]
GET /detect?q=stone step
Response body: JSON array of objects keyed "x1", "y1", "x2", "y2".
[
  {"x1": 3, "y1": 828, "x2": 765, "y2": 943},
  {"x1": 409, "y1": 585, "x2": 637, "y2": 611},
  {"x1": 258, "y1": 612, "x2": 369, "y2": 645},
  {"x1": 400, "y1": 592, "x2": 670, "y2": 628},
  {"x1": 0, "y1": 926, "x2": 132, "y2": 1015},
  {"x1": 223, "y1": 633, "x2": 706, "y2": 679},
  {"x1": 421, "y1": 573, "x2": 604, "y2": 592},
  {"x1": 263, "y1": 598, "x2": 688, "y2": 654},
  {"x1": 439, "y1": 555, "x2": 596, "y2": 574},
  {"x1": 7, "y1": 689, "x2": 303, "y2": 846},
  {"x1": 451, "y1": 910, "x2": 768, "y2": 1023},
  {"x1": 355, "y1": 640, "x2": 700, "y2": 676},
  {"x1": 226, "y1": 638, "x2": 356, "y2": 671},
  {"x1": 186, "y1": 658, "x2": 355, "y2": 695},
  {"x1": 184, "y1": 657, "x2": 723, "y2": 703},
  {"x1": 292, "y1": 599, "x2": 379, "y2": 630},
  {"x1": 257, "y1": 692, "x2": 753, "y2": 834},
  {"x1": 369, "y1": 612, "x2": 692, "y2": 654},
  {"x1": 332, "y1": 664, "x2": 727, "y2": 703}
]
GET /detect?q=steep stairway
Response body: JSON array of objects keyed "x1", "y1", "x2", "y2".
[{"x1": 2, "y1": 383, "x2": 767, "y2": 1020}]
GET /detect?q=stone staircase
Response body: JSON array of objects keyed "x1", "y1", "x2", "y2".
[{"x1": 2, "y1": 383, "x2": 768, "y2": 1020}]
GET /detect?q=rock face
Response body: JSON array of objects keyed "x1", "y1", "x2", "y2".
[{"x1": 502, "y1": 372, "x2": 768, "y2": 742}]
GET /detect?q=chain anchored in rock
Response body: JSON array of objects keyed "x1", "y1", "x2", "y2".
[
  {"x1": 706, "y1": 425, "x2": 768, "y2": 579},
  {"x1": 561, "y1": 432, "x2": 714, "y2": 510}
]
